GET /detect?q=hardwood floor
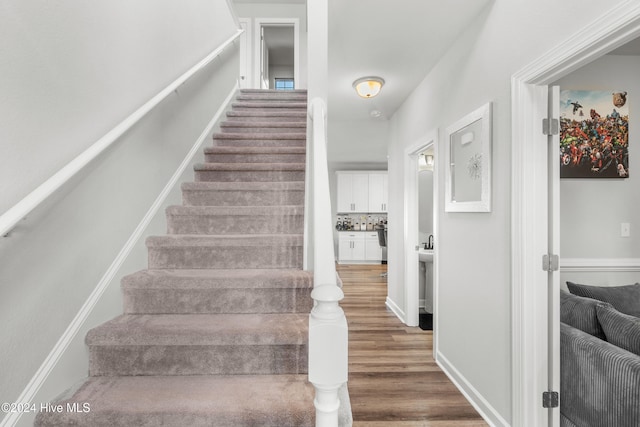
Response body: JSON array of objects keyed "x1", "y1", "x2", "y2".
[{"x1": 338, "y1": 264, "x2": 488, "y2": 426}]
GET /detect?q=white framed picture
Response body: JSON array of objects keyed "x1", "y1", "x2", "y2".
[{"x1": 444, "y1": 102, "x2": 492, "y2": 212}]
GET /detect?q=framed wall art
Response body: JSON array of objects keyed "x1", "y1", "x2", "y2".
[
  {"x1": 560, "y1": 90, "x2": 629, "y2": 178},
  {"x1": 444, "y1": 102, "x2": 492, "y2": 212}
]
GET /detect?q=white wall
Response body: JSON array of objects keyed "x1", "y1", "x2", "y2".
[
  {"x1": 553, "y1": 54, "x2": 640, "y2": 288},
  {"x1": 328, "y1": 119, "x2": 389, "y2": 164},
  {"x1": 0, "y1": 1, "x2": 239, "y2": 424},
  {"x1": 387, "y1": 0, "x2": 625, "y2": 424},
  {"x1": 233, "y1": 2, "x2": 308, "y2": 89}
]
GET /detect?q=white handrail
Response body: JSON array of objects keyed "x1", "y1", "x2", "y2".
[
  {"x1": 307, "y1": 97, "x2": 348, "y2": 427},
  {"x1": 0, "y1": 29, "x2": 243, "y2": 238}
]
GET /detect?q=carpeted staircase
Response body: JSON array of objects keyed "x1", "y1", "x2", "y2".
[{"x1": 36, "y1": 89, "x2": 349, "y2": 426}]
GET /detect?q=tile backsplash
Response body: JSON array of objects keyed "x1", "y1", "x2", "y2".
[{"x1": 335, "y1": 214, "x2": 387, "y2": 231}]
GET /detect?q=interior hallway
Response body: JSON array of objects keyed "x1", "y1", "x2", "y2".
[{"x1": 338, "y1": 264, "x2": 488, "y2": 426}]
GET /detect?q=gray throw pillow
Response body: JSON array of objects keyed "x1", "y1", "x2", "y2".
[
  {"x1": 560, "y1": 290, "x2": 609, "y2": 339},
  {"x1": 596, "y1": 304, "x2": 640, "y2": 357},
  {"x1": 567, "y1": 281, "x2": 640, "y2": 317}
]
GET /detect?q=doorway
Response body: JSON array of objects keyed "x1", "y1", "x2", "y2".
[
  {"x1": 254, "y1": 18, "x2": 299, "y2": 90},
  {"x1": 403, "y1": 130, "x2": 438, "y2": 335},
  {"x1": 511, "y1": 6, "x2": 640, "y2": 426}
]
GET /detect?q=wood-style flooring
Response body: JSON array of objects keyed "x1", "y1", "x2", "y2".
[{"x1": 338, "y1": 264, "x2": 488, "y2": 426}]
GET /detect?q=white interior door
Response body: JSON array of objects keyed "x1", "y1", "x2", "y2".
[
  {"x1": 238, "y1": 19, "x2": 251, "y2": 88},
  {"x1": 260, "y1": 25, "x2": 269, "y2": 89}
]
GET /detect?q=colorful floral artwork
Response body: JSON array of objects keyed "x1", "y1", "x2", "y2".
[{"x1": 560, "y1": 90, "x2": 629, "y2": 178}]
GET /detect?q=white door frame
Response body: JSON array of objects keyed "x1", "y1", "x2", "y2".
[
  {"x1": 403, "y1": 129, "x2": 439, "y2": 330},
  {"x1": 511, "y1": 2, "x2": 640, "y2": 426},
  {"x1": 238, "y1": 18, "x2": 252, "y2": 88},
  {"x1": 254, "y1": 18, "x2": 300, "y2": 89}
]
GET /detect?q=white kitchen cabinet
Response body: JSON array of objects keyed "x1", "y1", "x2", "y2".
[
  {"x1": 368, "y1": 172, "x2": 388, "y2": 212},
  {"x1": 364, "y1": 232, "x2": 383, "y2": 261},
  {"x1": 336, "y1": 172, "x2": 369, "y2": 212},
  {"x1": 338, "y1": 232, "x2": 365, "y2": 262},
  {"x1": 338, "y1": 232, "x2": 382, "y2": 264}
]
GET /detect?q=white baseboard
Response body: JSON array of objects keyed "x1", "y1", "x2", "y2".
[
  {"x1": 436, "y1": 351, "x2": 510, "y2": 427},
  {"x1": 560, "y1": 257, "x2": 640, "y2": 272},
  {"x1": 385, "y1": 296, "x2": 405, "y2": 324},
  {"x1": 0, "y1": 84, "x2": 238, "y2": 427}
]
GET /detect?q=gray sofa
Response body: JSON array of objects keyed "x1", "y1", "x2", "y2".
[{"x1": 560, "y1": 284, "x2": 640, "y2": 427}]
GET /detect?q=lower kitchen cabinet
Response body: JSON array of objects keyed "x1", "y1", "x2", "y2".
[{"x1": 338, "y1": 232, "x2": 382, "y2": 264}]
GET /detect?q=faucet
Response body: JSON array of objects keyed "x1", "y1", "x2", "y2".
[{"x1": 426, "y1": 235, "x2": 434, "y2": 250}]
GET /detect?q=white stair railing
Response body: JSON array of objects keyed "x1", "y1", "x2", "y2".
[{"x1": 306, "y1": 97, "x2": 348, "y2": 427}]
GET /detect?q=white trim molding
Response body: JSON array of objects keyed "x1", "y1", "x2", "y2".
[
  {"x1": 0, "y1": 84, "x2": 239, "y2": 427},
  {"x1": 436, "y1": 352, "x2": 510, "y2": 427},
  {"x1": 253, "y1": 18, "x2": 300, "y2": 90},
  {"x1": 560, "y1": 258, "x2": 640, "y2": 273},
  {"x1": 511, "y1": 2, "x2": 640, "y2": 426},
  {"x1": 385, "y1": 297, "x2": 406, "y2": 324}
]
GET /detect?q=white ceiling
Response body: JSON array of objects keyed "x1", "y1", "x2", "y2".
[{"x1": 327, "y1": 0, "x2": 491, "y2": 121}]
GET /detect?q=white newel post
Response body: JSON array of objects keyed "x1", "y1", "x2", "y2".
[
  {"x1": 309, "y1": 285, "x2": 348, "y2": 426},
  {"x1": 307, "y1": 97, "x2": 348, "y2": 427}
]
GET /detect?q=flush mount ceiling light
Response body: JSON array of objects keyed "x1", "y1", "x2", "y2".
[{"x1": 353, "y1": 76, "x2": 385, "y2": 98}]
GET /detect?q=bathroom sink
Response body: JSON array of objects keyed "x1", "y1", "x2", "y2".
[{"x1": 418, "y1": 249, "x2": 433, "y2": 263}]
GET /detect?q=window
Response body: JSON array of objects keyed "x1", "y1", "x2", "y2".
[{"x1": 274, "y1": 78, "x2": 295, "y2": 91}]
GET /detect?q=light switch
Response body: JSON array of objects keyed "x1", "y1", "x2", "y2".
[{"x1": 621, "y1": 223, "x2": 631, "y2": 237}]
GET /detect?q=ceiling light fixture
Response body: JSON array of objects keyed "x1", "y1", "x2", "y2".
[{"x1": 353, "y1": 76, "x2": 385, "y2": 98}]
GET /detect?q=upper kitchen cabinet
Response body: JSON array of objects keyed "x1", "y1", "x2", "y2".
[
  {"x1": 336, "y1": 171, "x2": 388, "y2": 213},
  {"x1": 336, "y1": 172, "x2": 369, "y2": 212},
  {"x1": 368, "y1": 172, "x2": 388, "y2": 213}
]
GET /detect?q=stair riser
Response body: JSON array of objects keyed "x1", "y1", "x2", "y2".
[
  {"x1": 220, "y1": 126, "x2": 305, "y2": 134},
  {"x1": 213, "y1": 139, "x2": 306, "y2": 148},
  {"x1": 167, "y1": 214, "x2": 304, "y2": 235},
  {"x1": 236, "y1": 95, "x2": 308, "y2": 102},
  {"x1": 148, "y1": 246, "x2": 303, "y2": 269},
  {"x1": 232, "y1": 107, "x2": 306, "y2": 114},
  {"x1": 89, "y1": 344, "x2": 307, "y2": 376},
  {"x1": 225, "y1": 114, "x2": 306, "y2": 123},
  {"x1": 123, "y1": 288, "x2": 313, "y2": 314},
  {"x1": 182, "y1": 189, "x2": 304, "y2": 206},
  {"x1": 204, "y1": 153, "x2": 306, "y2": 163},
  {"x1": 195, "y1": 170, "x2": 305, "y2": 182}
]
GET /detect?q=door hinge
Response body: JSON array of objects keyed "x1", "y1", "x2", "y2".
[
  {"x1": 542, "y1": 391, "x2": 559, "y2": 408},
  {"x1": 542, "y1": 254, "x2": 559, "y2": 272},
  {"x1": 542, "y1": 118, "x2": 559, "y2": 136}
]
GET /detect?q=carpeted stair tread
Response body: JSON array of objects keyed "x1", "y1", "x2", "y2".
[
  {"x1": 220, "y1": 121, "x2": 306, "y2": 129},
  {"x1": 182, "y1": 181, "x2": 305, "y2": 191},
  {"x1": 232, "y1": 102, "x2": 307, "y2": 109},
  {"x1": 147, "y1": 234, "x2": 303, "y2": 247},
  {"x1": 86, "y1": 313, "x2": 308, "y2": 346},
  {"x1": 122, "y1": 269, "x2": 313, "y2": 314},
  {"x1": 194, "y1": 162, "x2": 305, "y2": 171},
  {"x1": 146, "y1": 234, "x2": 303, "y2": 269},
  {"x1": 181, "y1": 181, "x2": 305, "y2": 206},
  {"x1": 213, "y1": 131, "x2": 306, "y2": 140},
  {"x1": 204, "y1": 146, "x2": 305, "y2": 154},
  {"x1": 166, "y1": 205, "x2": 304, "y2": 235},
  {"x1": 122, "y1": 268, "x2": 313, "y2": 290},
  {"x1": 166, "y1": 205, "x2": 303, "y2": 217},
  {"x1": 35, "y1": 375, "x2": 315, "y2": 427},
  {"x1": 226, "y1": 110, "x2": 307, "y2": 121},
  {"x1": 236, "y1": 94, "x2": 308, "y2": 102},
  {"x1": 194, "y1": 163, "x2": 305, "y2": 183}
]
